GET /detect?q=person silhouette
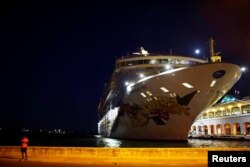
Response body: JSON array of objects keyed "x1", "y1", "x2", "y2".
[{"x1": 20, "y1": 135, "x2": 29, "y2": 160}]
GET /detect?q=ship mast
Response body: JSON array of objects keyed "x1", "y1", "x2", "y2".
[{"x1": 209, "y1": 37, "x2": 222, "y2": 63}]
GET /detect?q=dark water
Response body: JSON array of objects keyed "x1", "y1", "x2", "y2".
[
  {"x1": 59, "y1": 136, "x2": 250, "y2": 148},
  {"x1": 1, "y1": 134, "x2": 249, "y2": 148}
]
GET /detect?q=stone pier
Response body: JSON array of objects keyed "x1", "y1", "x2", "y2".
[{"x1": 0, "y1": 147, "x2": 250, "y2": 166}]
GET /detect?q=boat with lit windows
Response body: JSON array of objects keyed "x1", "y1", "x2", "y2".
[
  {"x1": 97, "y1": 38, "x2": 242, "y2": 140},
  {"x1": 190, "y1": 95, "x2": 250, "y2": 140}
]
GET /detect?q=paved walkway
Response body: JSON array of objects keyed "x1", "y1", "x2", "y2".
[{"x1": 0, "y1": 158, "x2": 206, "y2": 167}]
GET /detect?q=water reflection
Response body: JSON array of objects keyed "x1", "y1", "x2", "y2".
[
  {"x1": 95, "y1": 135, "x2": 250, "y2": 148},
  {"x1": 188, "y1": 139, "x2": 250, "y2": 148},
  {"x1": 96, "y1": 135, "x2": 122, "y2": 147}
]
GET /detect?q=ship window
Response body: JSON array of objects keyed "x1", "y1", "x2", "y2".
[
  {"x1": 242, "y1": 105, "x2": 250, "y2": 114},
  {"x1": 210, "y1": 80, "x2": 217, "y2": 87},
  {"x1": 140, "y1": 93, "x2": 147, "y2": 98},
  {"x1": 180, "y1": 60, "x2": 189, "y2": 64},
  {"x1": 182, "y1": 82, "x2": 194, "y2": 88},
  {"x1": 169, "y1": 59, "x2": 177, "y2": 64},
  {"x1": 144, "y1": 60, "x2": 150, "y2": 64},
  {"x1": 146, "y1": 91, "x2": 153, "y2": 96},
  {"x1": 160, "y1": 87, "x2": 169, "y2": 92},
  {"x1": 150, "y1": 59, "x2": 157, "y2": 64},
  {"x1": 161, "y1": 59, "x2": 168, "y2": 64},
  {"x1": 126, "y1": 61, "x2": 135, "y2": 66},
  {"x1": 138, "y1": 60, "x2": 144, "y2": 64}
]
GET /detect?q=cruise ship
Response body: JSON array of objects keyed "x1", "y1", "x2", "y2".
[
  {"x1": 190, "y1": 95, "x2": 250, "y2": 139},
  {"x1": 97, "y1": 38, "x2": 242, "y2": 140}
]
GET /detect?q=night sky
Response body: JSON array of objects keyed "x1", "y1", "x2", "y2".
[{"x1": 2, "y1": 0, "x2": 250, "y2": 132}]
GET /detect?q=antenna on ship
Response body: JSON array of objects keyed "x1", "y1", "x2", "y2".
[
  {"x1": 209, "y1": 37, "x2": 222, "y2": 62},
  {"x1": 169, "y1": 49, "x2": 173, "y2": 55}
]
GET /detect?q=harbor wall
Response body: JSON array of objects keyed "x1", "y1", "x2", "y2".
[{"x1": 1, "y1": 146, "x2": 250, "y2": 165}]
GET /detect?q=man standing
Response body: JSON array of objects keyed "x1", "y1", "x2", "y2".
[{"x1": 20, "y1": 135, "x2": 29, "y2": 160}]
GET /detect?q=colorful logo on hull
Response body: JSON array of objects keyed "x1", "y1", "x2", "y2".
[{"x1": 119, "y1": 91, "x2": 197, "y2": 129}]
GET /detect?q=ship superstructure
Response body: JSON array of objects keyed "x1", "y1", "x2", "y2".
[{"x1": 98, "y1": 38, "x2": 242, "y2": 140}]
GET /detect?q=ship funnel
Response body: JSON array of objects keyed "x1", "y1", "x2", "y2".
[{"x1": 209, "y1": 37, "x2": 222, "y2": 63}]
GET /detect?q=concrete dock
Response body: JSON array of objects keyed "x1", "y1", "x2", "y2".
[
  {"x1": 0, "y1": 146, "x2": 250, "y2": 166},
  {"x1": 0, "y1": 158, "x2": 206, "y2": 167}
]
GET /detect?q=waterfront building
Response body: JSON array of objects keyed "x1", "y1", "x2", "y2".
[{"x1": 190, "y1": 96, "x2": 250, "y2": 138}]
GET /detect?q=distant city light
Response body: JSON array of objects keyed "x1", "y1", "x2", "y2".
[
  {"x1": 195, "y1": 49, "x2": 200, "y2": 54},
  {"x1": 22, "y1": 128, "x2": 29, "y2": 132},
  {"x1": 241, "y1": 66, "x2": 246, "y2": 72}
]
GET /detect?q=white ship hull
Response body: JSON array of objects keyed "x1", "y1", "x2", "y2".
[{"x1": 98, "y1": 63, "x2": 241, "y2": 140}]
